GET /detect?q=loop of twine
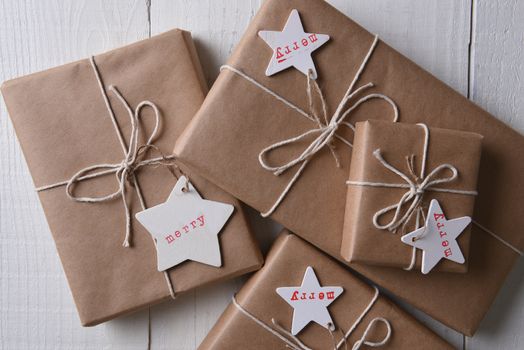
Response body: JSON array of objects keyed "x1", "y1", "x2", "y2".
[
  {"x1": 36, "y1": 57, "x2": 187, "y2": 248},
  {"x1": 350, "y1": 318, "x2": 391, "y2": 350},
  {"x1": 222, "y1": 35, "x2": 399, "y2": 218},
  {"x1": 346, "y1": 123, "x2": 478, "y2": 270},
  {"x1": 232, "y1": 286, "x2": 391, "y2": 350},
  {"x1": 347, "y1": 124, "x2": 478, "y2": 235},
  {"x1": 221, "y1": 37, "x2": 522, "y2": 257},
  {"x1": 34, "y1": 55, "x2": 187, "y2": 298}
]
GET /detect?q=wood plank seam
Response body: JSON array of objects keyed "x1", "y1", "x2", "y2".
[{"x1": 464, "y1": 1, "x2": 476, "y2": 349}]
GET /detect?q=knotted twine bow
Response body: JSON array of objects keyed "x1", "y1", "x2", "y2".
[
  {"x1": 36, "y1": 56, "x2": 187, "y2": 249},
  {"x1": 35, "y1": 56, "x2": 183, "y2": 297},
  {"x1": 232, "y1": 286, "x2": 391, "y2": 350},
  {"x1": 346, "y1": 123, "x2": 478, "y2": 270},
  {"x1": 222, "y1": 36, "x2": 399, "y2": 218}
]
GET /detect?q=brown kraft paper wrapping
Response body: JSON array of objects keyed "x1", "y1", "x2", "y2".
[
  {"x1": 342, "y1": 121, "x2": 482, "y2": 273},
  {"x1": 1, "y1": 29, "x2": 263, "y2": 326},
  {"x1": 173, "y1": 0, "x2": 524, "y2": 335},
  {"x1": 199, "y1": 232, "x2": 453, "y2": 350}
]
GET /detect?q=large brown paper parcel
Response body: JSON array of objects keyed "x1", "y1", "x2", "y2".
[
  {"x1": 1, "y1": 29, "x2": 263, "y2": 326},
  {"x1": 200, "y1": 232, "x2": 453, "y2": 350},
  {"x1": 174, "y1": 0, "x2": 524, "y2": 336},
  {"x1": 342, "y1": 121, "x2": 483, "y2": 273}
]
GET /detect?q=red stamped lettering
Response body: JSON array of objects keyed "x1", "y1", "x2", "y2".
[
  {"x1": 433, "y1": 211, "x2": 452, "y2": 257},
  {"x1": 164, "y1": 215, "x2": 205, "y2": 244},
  {"x1": 275, "y1": 34, "x2": 321, "y2": 63},
  {"x1": 289, "y1": 290, "x2": 337, "y2": 302}
]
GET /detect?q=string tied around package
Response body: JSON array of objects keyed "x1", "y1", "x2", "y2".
[
  {"x1": 232, "y1": 286, "x2": 391, "y2": 350},
  {"x1": 35, "y1": 56, "x2": 184, "y2": 299},
  {"x1": 221, "y1": 36, "x2": 524, "y2": 257},
  {"x1": 346, "y1": 123, "x2": 478, "y2": 270},
  {"x1": 222, "y1": 35, "x2": 399, "y2": 218}
]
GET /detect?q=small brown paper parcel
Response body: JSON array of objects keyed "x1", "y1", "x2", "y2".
[
  {"x1": 200, "y1": 232, "x2": 453, "y2": 350},
  {"x1": 1, "y1": 29, "x2": 263, "y2": 326},
  {"x1": 174, "y1": 0, "x2": 524, "y2": 335},
  {"x1": 342, "y1": 121, "x2": 482, "y2": 273}
]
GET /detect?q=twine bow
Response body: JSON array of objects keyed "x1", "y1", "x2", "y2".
[
  {"x1": 347, "y1": 123, "x2": 478, "y2": 236},
  {"x1": 255, "y1": 36, "x2": 399, "y2": 217},
  {"x1": 370, "y1": 150, "x2": 458, "y2": 234},
  {"x1": 268, "y1": 317, "x2": 391, "y2": 350},
  {"x1": 258, "y1": 73, "x2": 397, "y2": 176},
  {"x1": 36, "y1": 56, "x2": 187, "y2": 248},
  {"x1": 222, "y1": 35, "x2": 523, "y2": 256},
  {"x1": 232, "y1": 287, "x2": 391, "y2": 350}
]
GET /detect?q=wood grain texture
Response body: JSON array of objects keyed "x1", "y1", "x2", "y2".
[
  {"x1": 0, "y1": 1, "x2": 150, "y2": 349},
  {"x1": 467, "y1": 0, "x2": 524, "y2": 348},
  {"x1": 151, "y1": 0, "x2": 264, "y2": 85},
  {"x1": 469, "y1": 0, "x2": 524, "y2": 131},
  {"x1": 328, "y1": 0, "x2": 472, "y2": 95},
  {"x1": 0, "y1": 0, "x2": 522, "y2": 349}
]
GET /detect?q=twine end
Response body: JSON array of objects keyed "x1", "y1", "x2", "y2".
[{"x1": 122, "y1": 240, "x2": 130, "y2": 248}]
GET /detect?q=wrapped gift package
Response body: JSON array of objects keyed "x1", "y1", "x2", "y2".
[
  {"x1": 200, "y1": 232, "x2": 453, "y2": 350},
  {"x1": 342, "y1": 121, "x2": 482, "y2": 273},
  {"x1": 174, "y1": 0, "x2": 524, "y2": 335},
  {"x1": 1, "y1": 29, "x2": 263, "y2": 326}
]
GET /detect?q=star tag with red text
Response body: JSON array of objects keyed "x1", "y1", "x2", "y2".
[
  {"x1": 135, "y1": 176, "x2": 234, "y2": 271},
  {"x1": 401, "y1": 199, "x2": 471, "y2": 274},
  {"x1": 258, "y1": 9, "x2": 329, "y2": 79},
  {"x1": 276, "y1": 266, "x2": 343, "y2": 335}
]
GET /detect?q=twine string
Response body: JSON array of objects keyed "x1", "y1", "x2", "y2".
[
  {"x1": 232, "y1": 286, "x2": 391, "y2": 350},
  {"x1": 403, "y1": 207, "x2": 426, "y2": 271},
  {"x1": 220, "y1": 34, "x2": 522, "y2": 256},
  {"x1": 37, "y1": 57, "x2": 183, "y2": 247},
  {"x1": 346, "y1": 123, "x2": 479, "y2": 270},
  {"x1": 346, "y1": 124, "x2": 479, "y2": 234},
  {"x1": 346, "y1": 122, "x2": 523, "y2": 258},
  {"x1": 222, "y1": 35, "x2": 399, "y2": 218},
  {"x1": 350, "y1": 318, "x2": 392, "y2": 350},
  {"x1": 328, "y1": 322, "x2": 347, "y2": 350},
  {"x1": 35, "y1": 56, "x2": 183, "y2": 298}
]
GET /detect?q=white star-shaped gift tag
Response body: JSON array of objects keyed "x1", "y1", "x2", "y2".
[
  {"x1": 276, "y1": 266, "x2": 343, "y2": 335},
  {"x1": 135, "y1": 176, "x2": 234, "y2": 271},
  {"x1": 401, "y1": 199, "x2": 471, "y2": 274},
  {"x1": 258, "y1": 9, "x2": 329, "y2": 79}
]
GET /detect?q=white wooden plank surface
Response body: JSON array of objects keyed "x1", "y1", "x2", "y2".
[
  {"x1": 467, "y1": 0, "x2": 524, "y2": 348},
  {"x1": 0, "y1": 1, "x2": 151, "y2": 349},
  {"x1": 328, "y1": 0, "x2": 471, "y2": 95},
  {"x1": 0, "y1": 0, "x2": 522, "y2": 349},
  {"x1": 151, "y1": 0, "x2": 264, "y2": 85},
  {"x1": 469, "y1": 0, "x2": 524, "y2": 132}
]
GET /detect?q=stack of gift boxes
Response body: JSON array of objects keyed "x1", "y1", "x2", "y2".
[{"x1": 2, "y1": 0, "x2": 522, "y2": 348}]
